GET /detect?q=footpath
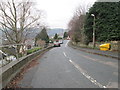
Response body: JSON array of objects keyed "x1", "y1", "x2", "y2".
[{"x1": 68, "y1": 42, "x2": 119, "y2": 60}]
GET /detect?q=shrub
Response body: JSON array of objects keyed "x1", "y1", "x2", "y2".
[{"x1": 27, "y1": 47, "x2": 42, "y2": 55}]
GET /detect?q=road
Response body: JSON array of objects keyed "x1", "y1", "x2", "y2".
[{"x1": 18, "y1": 40, "x2": 118, "y2": 88}]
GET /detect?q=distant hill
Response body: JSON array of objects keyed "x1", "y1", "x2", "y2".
[
  {"x1": 0, "y1": 28, "x2": 66, "y2": 41},
  {"x1": 24, "y1": 28, "x2": 41, "y2": 39},
  {"x1": 26, "y1": 28, "x2": 65, "y2": 39},
  {"x1": 47, "y1": 28, "x2": 65, "y2": 37}
]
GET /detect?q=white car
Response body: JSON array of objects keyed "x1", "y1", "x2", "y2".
[{"x1": 54, "y1": 40, "x2": 61, "y2": 47}]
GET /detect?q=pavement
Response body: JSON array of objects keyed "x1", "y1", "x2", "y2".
[
  {"x1": 69, "y1": 42, "x2": 119, "y2": 60},
  {"x1": 16, "y1": 40, "x2": 118, "y2": 88}
]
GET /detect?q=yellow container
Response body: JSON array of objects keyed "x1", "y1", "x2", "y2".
[{"x1": 99, "y1": 43, "x2": 111, "y2": 51}]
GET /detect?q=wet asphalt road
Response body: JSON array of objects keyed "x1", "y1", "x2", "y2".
[{"x1": 18, "y1": 40, "x2": 118, "y2": 88}]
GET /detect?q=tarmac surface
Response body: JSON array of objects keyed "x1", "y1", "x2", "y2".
[{"x1": 17, "y1": 40, "x2": 118, "y2": 88}]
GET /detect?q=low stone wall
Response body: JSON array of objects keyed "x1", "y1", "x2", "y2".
[{"x1": 0, "y1": 46, "x2": 53, "y2": 89}]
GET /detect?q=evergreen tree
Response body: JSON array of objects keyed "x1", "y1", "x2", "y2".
[
  {"x1": 84, "y1": 2, "x2": 120, "y2": 43},
  {"x1": 54, "y1": 33, "x2": 58, "y2": 39},
  {"x1": 35, "y1": 28, "x2": 49, "y2": 44},
  {"x1": 63, "y1": 32, "x2": 68, "y2": 38}
]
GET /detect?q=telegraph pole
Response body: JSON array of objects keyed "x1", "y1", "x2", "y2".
[{"x1": 91, "y1": 14, "x2": 96, "y2": 48}]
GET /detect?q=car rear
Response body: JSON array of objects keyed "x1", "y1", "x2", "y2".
[{"x1": 54, "y1": 40, "x2": 60, "y2": 47}]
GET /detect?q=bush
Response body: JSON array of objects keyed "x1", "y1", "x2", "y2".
[{"x1": 27, "y1": 47, "x2": 42, "y2": 55}]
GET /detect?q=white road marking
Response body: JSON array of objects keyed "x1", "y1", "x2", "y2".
[
  {"x1": 63, "y1": 52, "x2": 67, "y2": 57},
  {"x1": 63, "y1": 51, "x2": 107, "y2": 88},
  {"x1": 65, "y1": 40, "x2": 69, "y2": 47},
  {"x1": 69, "y1": 60, "x2": 72, "y2": 63},
  {"x1": 68, "y1": 60, "x2": 107, "y2": 88},
  {"x1": 63, "y1": 51, "x2": 116, "y2": 88}
]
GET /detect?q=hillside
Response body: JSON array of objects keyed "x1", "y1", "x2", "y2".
[
  {"x1": 47, "y1": 28, "x2": 65, "y2": 37},
  {"x1": 0, "y1": 28, "x2": 65, "y2": 45}
]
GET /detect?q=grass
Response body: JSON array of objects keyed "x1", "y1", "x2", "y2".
[
  {"x1": 80, "y1": 45, "x2": 99, "y2": 50},
  {"x1": 27, "y1": 47, "x2": 42, "y2": 55},
  {"x1": 70, "y1": 41, "x2": 100, "y2": 50}
]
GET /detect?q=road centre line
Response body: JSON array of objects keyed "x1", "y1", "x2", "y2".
[
  {"x1": 63, "y1": 51, "x2": 106, "y2": 88},
  {"x1": 63, "y1": 50, "x2": 114, "y2": 88},
  {"x1": 68, "y1": 59, "x2": 106, "y2": 88},
  {"x1": 69, "y1": 60, "x2": 72, "y2": 63},
  {"x1": 63, "y1": 52, "x2": 67, "y2": 57}
]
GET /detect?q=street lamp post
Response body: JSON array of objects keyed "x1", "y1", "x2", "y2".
[{"x1": 91, "y1": 14, "x2": 95, "y2": 48}]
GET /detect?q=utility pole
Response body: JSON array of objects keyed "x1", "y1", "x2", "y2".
[{"x1": 91, "y1": 14, "x2": 95, "y2": 48}]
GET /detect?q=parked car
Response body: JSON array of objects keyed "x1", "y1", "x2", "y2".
[{"x1": 54, "y1": 40, "x2": 60, "y2": 47}]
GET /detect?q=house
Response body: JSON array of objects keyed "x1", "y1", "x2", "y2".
[
  {"x1": 25, "y1": 39, "x2": 35, "y2": 49},
  {"x1": 36, "y1": 39, "x2": 46, "y2": 48}
]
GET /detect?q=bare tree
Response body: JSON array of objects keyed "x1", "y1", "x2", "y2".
[
  {"x1": 0, "y1": 0, "x2": 43, "y2": 57},
  {"x1": 68, "y1": 4, "x2": 91, "y2": 44}
]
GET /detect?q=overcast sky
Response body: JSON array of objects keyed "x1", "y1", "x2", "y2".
[{"x1": 34, "y1": 0, "x2": 97, "y2": 29}]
